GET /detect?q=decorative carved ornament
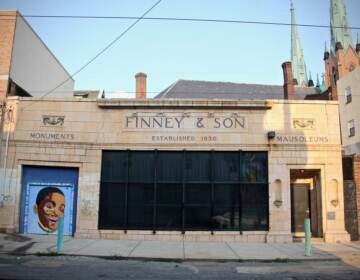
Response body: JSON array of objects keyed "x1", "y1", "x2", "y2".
[
  {"x1": 292, "y1": 119, "x2": 315, "y2": 129},
  {"x1": 273, "y1": 200, "x2": 282, "y2": 208},
  {"x1": 42, "y1": 115, "x2": 65, "y2": 126},
  {"x1": 331, "y1": 200, "x2": 339, "y2": 207}
]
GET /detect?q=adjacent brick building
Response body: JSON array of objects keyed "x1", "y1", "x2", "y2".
[
  {"x1": 0, "y1": 10, "x2": 74, "y2": 101},
  {"x1": 321, "y1": 1, "x2": 360, "y2": 240}
]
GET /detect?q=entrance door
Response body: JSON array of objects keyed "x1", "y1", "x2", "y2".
[
  {"x1": 20, "y1": 166, "x2": 78, "y2": 236},
  {"x1": 291, "y1": 184, "x2": 310, "y2": 233},
  {"x1": 290, "y1": 169, "x2": 323, "y2": 237}
]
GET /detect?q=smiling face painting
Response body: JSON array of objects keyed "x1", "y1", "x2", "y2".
[{"x1": 34, "y1": 187, "x2": 65, "y2": 232}]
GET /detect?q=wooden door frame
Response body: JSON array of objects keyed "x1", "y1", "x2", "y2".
[{"x1": 290, "y1": 173, "x2": 323, "y2": 237}]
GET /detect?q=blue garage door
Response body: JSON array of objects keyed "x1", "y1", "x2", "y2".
[{"x1": 20, "y1": 166, "x2": 78, "y2": 236}]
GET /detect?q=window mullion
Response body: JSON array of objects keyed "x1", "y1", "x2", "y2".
[
  {"x1": 239, "y1": 150, "x2": 242, "y2": 233},
  {"x1": 124, "y1": 149, "x2": 130, "y2": 230},
  {"x1": 153, "y1": 149, "x2": 158, "y2": 233},
  {"x1": 210, "y1": 150, "x2": 214, "y2": 232},
  {"x1": 182, "y1": 149, "x2": 186, "y2": 233}
]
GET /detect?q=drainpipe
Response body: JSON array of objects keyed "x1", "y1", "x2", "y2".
[
  {"x1": 1, "y1": 105, "x2": 13, "y2": 204},
  {"x1": 0, "y1": 102, "x2": 5, "y2": 165},
  {"x1": 0, "y1": 102, "x2": 5, "y2": 206},
  {"x1": 2, "y1": 125, "x2": 10, "y2": 193}
]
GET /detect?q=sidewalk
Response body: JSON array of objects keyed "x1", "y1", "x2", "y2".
[{"x1": 1, "y1": 233, "x2": 360, "y2": 262}]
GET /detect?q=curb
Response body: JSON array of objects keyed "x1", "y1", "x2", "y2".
[{"x1": 0, "y1": 251, "x2": 341, "y2": 263}]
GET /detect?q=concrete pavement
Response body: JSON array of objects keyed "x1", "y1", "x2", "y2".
[
  {"x1": 1, "y1": 233, "x2": 360, "y2": 263},
  {"x1": 1, "y1": 255, "x2": 360, "y2": 280}
]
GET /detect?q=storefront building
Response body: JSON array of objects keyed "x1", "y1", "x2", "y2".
[
  {"x1": 0, "y1": 91, "x2": 350, "y2": 242},
  {"x1": 0, "y1": 6, "x2": 354, "y2": 243}
]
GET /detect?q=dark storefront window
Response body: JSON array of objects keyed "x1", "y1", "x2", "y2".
[
  {"x1": 343, "y1": 157, "x2": 354, "y2": 181},
  {"x1": 99, "y1": 151, "x2": 268, "y2": 231}
]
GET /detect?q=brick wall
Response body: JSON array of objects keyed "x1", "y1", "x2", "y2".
[
  {"x1": 339, "y1": 48, "x2": 360, "y2": 77},
  {"x1": 353, "y1": 155, "x2": 360, "y2": 237},
  {"x1": 324, "y1": 46, "x2": 360, "y2": 101},
  {"x1": 0, "y1": 80, "x2": 8, "y2": 103},
  {"x1": 344, "y1": 180, "x2": 359, "y2": 240},
  {"x1": 0, "y1": 11, "x2": 17, "y2": 100}
]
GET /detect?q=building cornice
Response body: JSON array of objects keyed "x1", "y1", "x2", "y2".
[{"x1": 96, "y1": 99, "x2": 274, "y2": 110}]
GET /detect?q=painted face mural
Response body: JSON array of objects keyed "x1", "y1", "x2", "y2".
[{"x1": 34, "y1": 187, "x2": 65, "y2": 232}]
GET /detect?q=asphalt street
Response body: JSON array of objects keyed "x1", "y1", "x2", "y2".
[{"x1": 0, "y1": 254, "x2": 359, "y2": 280}]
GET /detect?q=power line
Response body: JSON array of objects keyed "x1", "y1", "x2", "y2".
[
  {"x1": 22, "y1": 0, "x2": 163, "y2": 107},
  {"x1": 0, "y1": 14, "x2": 359, "y2": 30}
]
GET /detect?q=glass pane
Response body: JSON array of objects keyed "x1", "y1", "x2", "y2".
[
  {"x1": 185, "y1": 184, "x2": 211, "y2": 204},
  {"x1": 212, "y1": 206, "x2": 239, "y2": 230},
  {"x1": 156, "y1": 206, "x2": 182, "y2": 229},
  {"x1": 127, "y1": 205, "x2": 153, "y2": 229},
  {"x1": 240, "y1": 184, "x2": 268, "y2": 230},
  {"x1": 99, "y1": 183, "x2": 125, "y2": 228},
  {"x1": 128, "y1": 183, "x2": 154, "y2": 204},
  {"x1": 99, "y1": 206, "x2": 125, "y2": 229},
  {"x1": 129, "y1": 152, "x2": 155, "y2": 181},
  {"x1": 343, "y1": 157, "x2": 354, "y2": 180},
  {"x1": 241, "y1": 152, "x2": 267, "y2": 183},
  {"x1": 101, "y1": 151, "x2": 127, "y2": 181},
  {"x1": 157, "y1": 152, "x2": 183, "y2": 181},
  {"x1": 185, "y1": 206, "x2": 211, "y2": 230},
  {"x1": 213, "y1": 152, "x2": 240, "y2": 181},
  {"x1": 185, "y1": 152, "x2": 211, "y2": 181},
  {"x1": 100, "y1": 150, "x2": 268, "y2": 231},
  {"x1": 104, "y1": 183, "x2": 126, "y2": 207},
  {"x1": 157, "y1": 183, "x2": 182, "y2": 204},
  {"x1": 214, "y1": 184, "x2": 239, "y2": 205}
]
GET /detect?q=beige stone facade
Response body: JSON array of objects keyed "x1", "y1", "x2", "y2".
[{"x1": 0, "y1": 96, "x2": 350, "y2": 242}]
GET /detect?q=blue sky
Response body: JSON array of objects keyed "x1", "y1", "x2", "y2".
[{"x1": 1, "y1": 0, "x2": 360, "y2": 97}]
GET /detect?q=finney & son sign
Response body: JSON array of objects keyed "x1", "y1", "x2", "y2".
[{"x1": 124, "y1": 112, "x2": 248, "y2": 131}]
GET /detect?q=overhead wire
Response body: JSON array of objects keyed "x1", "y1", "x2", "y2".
[
  {"x1": 22, "y1": 0, "x2": 163, "y2": 108},
  {"x1": 2, "y1": 6, "x2": 358, "y2": 104},
  {"x1": 0, "y1": 14, "x2": 359, "y2": 30}
]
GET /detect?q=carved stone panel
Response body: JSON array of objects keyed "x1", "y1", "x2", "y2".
[
  {"x1": 292, "y1": 118, "x2": 315, "y2": 129},
  {"x1": 42, "y1": 115, "x2": 65, "y2": 126}
]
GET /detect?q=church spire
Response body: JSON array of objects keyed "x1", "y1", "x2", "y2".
[
  {"x1": 290, "y1": 0, "x2": 308, "y2": 87},
  {"x1": 330, "y1": 0, "x2": 352, "y2": 52},
  {"x1": 320, "y1": 73, "x2": 327, "y2": 92},
  {"x1": 316, "y1": 73, "x2": 320, "y2": 88}
]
